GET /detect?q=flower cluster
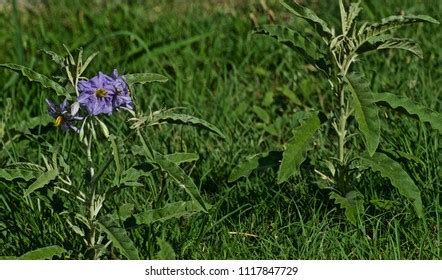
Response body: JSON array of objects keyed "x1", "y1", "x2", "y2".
[{"x1": 46, "y1": 69, "x2": 133, "y2": 132}]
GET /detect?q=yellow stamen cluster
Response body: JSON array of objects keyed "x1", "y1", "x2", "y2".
[
  {"x1": 54, "y1": 115, "x2": 63, "y2": 127},
  {"x1": 95, "y1": 88, "x2": 108, "y2": 98}
]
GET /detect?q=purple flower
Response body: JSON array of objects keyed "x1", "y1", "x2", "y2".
[
  {"x1": 111, "y1": 69, "x2": 133, "y2": 111},
  {"x1": 46, "y1": 99, "x2": 82, "y2": 132},
  {"x1": 77, "y1": 70, "x2": 134, "y2": 116},
  {"x1": 78, "y1": 72, "x2": 116, "y2": 115}
]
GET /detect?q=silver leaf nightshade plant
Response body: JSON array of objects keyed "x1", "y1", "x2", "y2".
[
  {"x1": 229, "y1": 0, "x2": 440, "y2": 224},
  {"x1": 0, "y1": 46, "x2": 224, "y2": 259}
]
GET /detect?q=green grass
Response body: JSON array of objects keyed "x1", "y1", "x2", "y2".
[{"x1": 0, "y1": 0, "x2": 440, "y2": 259}]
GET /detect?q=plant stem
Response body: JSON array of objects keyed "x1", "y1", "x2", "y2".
[{"x1": 338, "y1": 80, "x2": 347, "y2": 164}]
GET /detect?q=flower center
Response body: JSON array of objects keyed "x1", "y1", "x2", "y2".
[
  {"x1": 54, "y1": 115, "x2": 63, "y2": 127},
  {"x1": 95, "y1": 88, "x2": 108, "y2": 98}
]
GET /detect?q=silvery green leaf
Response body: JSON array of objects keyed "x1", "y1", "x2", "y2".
[
  {"x1": 23, "y1": 168, "x2": 58, "y2": 196},
  {"x1": 330, "y1": 190, "x2": 364, "y2": 225},
  {"x1": 281, "y1": 0, "x2": 333, "y2": 40},
  {"x1": 80, "y1": 51, "x2": 99, "y2": 75},
  {"x1": 228, "y1": 151, "x2": 282, "y2": 183},
  {"x1": 98, "y1": 215, "x2": 140, "y2": 260},
  {"x1": 358, "y1": 152, "x2": 423, "y2": 218},
  {"x1": 123, "y1": 73, "x2": 168, "y2": 85},
  {"x1": 135, "y1": 201, "x2": 205, "y2": 225},
  {"x1": 154, "y1": 152, "x2": 208, "y2": 212},
  {"x1": 18, "y1": 246, "x2": 66, "y2": 260},
  {"x1": 0, "y1": 63, "x2": 65, "y2": 96},
  {"x1": 372, "y1": 92, "x2": 442, "y2": 133},
  {"x1": 277, "y1": 112, "x2": 321, "y2": 184},
  {"x1": 345, "y1": 72, "x2": 380, "y2": 156}
]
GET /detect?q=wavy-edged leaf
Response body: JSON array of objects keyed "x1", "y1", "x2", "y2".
[
  {"x1": 23, "y1": 169, "x2": 58, "y2": 196},
  {"x1": 154, "y1": 112, "x2": 225, "y2": 139},
  {"x1": 254, "y1": 25, "x2": 329, "y2": 74},
  {"x1": 345, "y1": 72, "x2": 380, "y2": 156},
  {"x1": 228, "y1": 151, "x2": 282, "y2": 183},
  {"x1": 40, "y1": 49, "x2": 65, "y2": 67},
  {"x1": 154, "y1": 152, "x2": 207, "y2": 212},
  {"x1": 359, "y1": 152, "x2": 423, "y2": 218},
  {"x1": 0, "y1": 168, "x2": 39, "y2": 181},
  {"x1": 0, "y1": 63, "x2": 65, "y2": 95},
  {"x1": 281, "y1": 0, "x2": 333, "y2": 40},
  {"x1": 357, "y1": 15, "x2": 439, "y2": 49},
  {"x1": 135, "y1": 200, "x2": 204, "y2": 225},
  {"x1": 358, "y1": 36, "x2": 423, "y2": 58},
  {"x1": 123, "y1": 73, "x2": 168, "y2": 85},
  {"x1": 339, "y1": 0, "x2": 362, "y2": 36},
  {"x1": 18, "y1": 245, "x2": 66, "y2": 260},
  {"x1": 372, "y1": 91, "x2": 442, "y2": 133},
  {"x1": 164, "y1": 153, "x2": 199, "y2": 164},
  {"x1": 330, "y1": 190, "x2": 364, "y2": 225},
  {"x1": 98, "y1": 215, "x2": 139, "y2": 260},
  {"x1": 277, "y1": 112, "x2": 320, "y2": 184},
  {"x1": 155, "y1": 238, "x2": 176, "y2": 260}
]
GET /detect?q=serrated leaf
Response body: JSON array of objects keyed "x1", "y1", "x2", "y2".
[
  {"x1": 228, "y1": 151, "x2": 282, "y2": 183},
  {"x1": 163, "y1": 153, "x2": 199, "y2": 164},
  {"x1": 345, "y1": 72, "x2": 380, "y2": 156},
  {"x1": 155, "y1": 238, "x2": 176, "y2": 260},
  {"x1": 0, "y1": 63, "x2": 65, "y2": 96},
  {"x1": 372, "y1": 92, "x2": 442, "y2": 133},
  {"x1": 0, "y1": 168, "x2": 39, "y2": 181},
  {"x1": 98, "y1": 215, "x2": 139, "y2": 260},
  {"x1": 23, "y1": 169, "x2": 58, "y2": 196},
  {"x1": 281, "y1": 0, "x2": 333, "y2": 40},
  {"x1": 154, "y1": 112, "x2": 225, "y2": 139},
  {"x1": 135, "y1": 201, "x2": 204, "y2": 225},
  {"x1": 123, "y1": 73, "x2": 168, "y2": 85},
  {"x1": 18, "y1": 245, "x2": 66, "y2": 260},
  {"x1": 358, "y1": 37, "x2": 423, "y2": 58},
  {"x1": 277, "y1": 112, "x2": 320, "y2": 184},
  {"x1": 254, "y1": 25, "x2": 328, "y2": 74},
  {"x1": 359, "y1": 152, "x2": 423, "y2": 218},
  {"x1": 330, "y1": 191, "x2": 364, "y2": 225},
  {"x1": 154, "y1": 152, "x2": 208, "y2": 212}
]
